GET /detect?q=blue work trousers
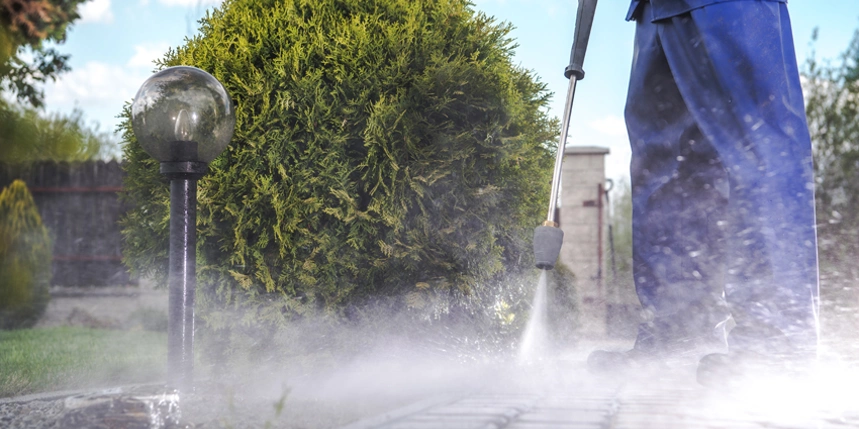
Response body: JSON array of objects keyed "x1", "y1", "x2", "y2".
[{"x1": 626, "y1": 1, "x2": 819, "y2": 357}]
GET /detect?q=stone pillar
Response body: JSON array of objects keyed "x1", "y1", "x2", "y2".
[{"x1": 558, "y1": 146, "x2": 610, "y2": 338}]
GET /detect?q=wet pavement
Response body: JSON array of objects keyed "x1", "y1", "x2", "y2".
[
  {"x1": 337, "y1": 356, "x2": 859, "y2": 429},
  {"x1": 4, "y1": 346, "x2": 859, "y2": 428},
  {"x1": 338, "y1": 387, "x2": 859, "y2": 429}
]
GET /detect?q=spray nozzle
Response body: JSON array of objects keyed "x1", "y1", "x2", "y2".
[{"x1": 533, "y1": 223, "x2": 564, "y2": 270}]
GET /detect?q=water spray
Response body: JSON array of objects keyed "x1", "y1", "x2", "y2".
[{"x1": 533, "y1": 0, "x2": 598, "y2": 271}]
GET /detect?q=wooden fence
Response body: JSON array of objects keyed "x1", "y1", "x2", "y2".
[{"x1": 0, "y1": 161, "x2": 134, "y2": 286}]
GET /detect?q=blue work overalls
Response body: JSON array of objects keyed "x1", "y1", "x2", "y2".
[{"x1": 624, "y1": 0, "x2": 819, "y2": 357}]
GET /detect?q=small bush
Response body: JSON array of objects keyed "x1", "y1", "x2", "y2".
[
  {"x1": 120, "y1": 0, "x2": 557, "y2": 331},
  {"x1": 0, "y1": 180, "x2": 52, "y2": 329}
]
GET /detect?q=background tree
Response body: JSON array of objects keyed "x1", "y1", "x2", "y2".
[
  {"x1": 0, "y1": 99, "x2": 116, "y2": 162},
  {"x1": 120, "y1": 0, "x2": 558, "y2": 335},
  {"x1": 803, "y1": 27, "x2": 859, "y2": 351},
  {"x1": 804, "y1": 28, "x2": 859, "y2": 278},
  {"x1": 607, "y1": 179, "x2": 632, "y2": 287},
  {"x1": 0, "y1": 0, "x2": 84, "y2": 108},
  {"x1": 0, "y1": 1, "x2": 118, "y2": 163}
]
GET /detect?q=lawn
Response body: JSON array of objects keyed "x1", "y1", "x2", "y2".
[{"x1": 0, "y1": 327, "x2": 167, "y2": 398}]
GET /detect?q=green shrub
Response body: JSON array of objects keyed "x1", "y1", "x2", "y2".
[
  {"x1": 120, "y1": 0, "x2": 557, "y2": 329},
  {"x1": 0, "y1": 100, "x2": 118, "y2": 163},
  {"x1": 0, "y1": 180, "x2": 52, "y2": 329}
]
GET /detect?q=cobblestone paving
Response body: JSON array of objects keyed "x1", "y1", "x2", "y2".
[
  {"x1": 339, "y1": 365, "x2": 859, "y2": 429},
  {"x1": 4, "y1": 346, "x2": 859, "y2": 428}
]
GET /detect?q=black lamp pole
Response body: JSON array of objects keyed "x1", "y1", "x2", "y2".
[
  {"x1": 162, "y1": 157, "x2": 207, "y2": 393},
  {"x1": 131, "y1": 65, "x2": 236, "y2": 394}
]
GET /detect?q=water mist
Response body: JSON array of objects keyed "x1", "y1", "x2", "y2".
[{"x1": 518, "y1": 270, "x2": 550, "y2": 363}]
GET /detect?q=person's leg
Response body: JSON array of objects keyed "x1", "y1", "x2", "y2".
[
  {"x1": 659, "y1": 1, "x2": 819, "y2": 359},
  {"x1": 624, "y1": 1, "x2": 731, "y2": 355}
]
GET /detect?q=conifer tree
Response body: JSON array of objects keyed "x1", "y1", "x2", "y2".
[
  {"x1": 0, "y1": 180, "x2": 51, "y2": 329},
  {"x1": 120, "y1": 0, "x2": 557, "y2": 327}
]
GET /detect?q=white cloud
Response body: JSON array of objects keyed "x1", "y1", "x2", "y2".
[
  {"x1": 603, "y1": 136, "x2": 632, "y2": 184},
  {"x1": 589, "y1": 115, "x2": 628, "y2": 137},
  {"x1": 78, "y1": 0, "x2": 114, "y2": 24},
  {"x1": 127, "y1": 43, "x2": 171, "y2": 69},
  {"x1": 44, "y1": 62, "x2": 144, "y2": 106},
  {"x1": 157, "y1": 0, "x2": 222, "y2": 6},
  {"x1": 42, "y1": 61, "x2": 151, "y2": 136}
]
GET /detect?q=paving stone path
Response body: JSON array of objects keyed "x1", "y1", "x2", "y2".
[
  {"x1": 338, "y1": 364, "x2": 859, "y2": 429},
  {"x1": 4, "y1": 346, "x2": 859, "y2": 428}
]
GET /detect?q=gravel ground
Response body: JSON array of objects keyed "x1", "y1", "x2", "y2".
[
  {"x1": 0, "y1": 395, "x2": 66, "y2": 429},
  {"x1": 0, "y1": 368, "x2": 488, "y2": 429}
]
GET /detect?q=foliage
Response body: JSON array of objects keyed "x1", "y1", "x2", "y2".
[
  {"x1": 120, "y1": 0, "x2": 557, "y2": 330},
  {"x1": 0, "y1": 0, "x2": 84, "y2": 108},
  {"x1": 603, "y1": 179, "x2": 641, "y2": 336},
  {"x1": 606, "y1": 178, "x2": 632, "y2": 287},
  {"x1": 803, "y1": 27, "x2": 859, "y2": 349},
  {"x1": 0, "y1": 99, "x2": 117, "y2": 162},
  {"x1": 804, "y1": 28, "x2": 859, "y2": 277},
  {"x1": 0, "y1": 1, "x2": 115, "y2": 163},
  {"x1": 0, "y1": 327, "x2": 166, "y2": 397},
  {"x1": 0, "y1": 179, "x2": 51, "y2": 329}
]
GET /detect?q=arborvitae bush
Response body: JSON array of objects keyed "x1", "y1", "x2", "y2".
[
  {"x1": 120, "y1": 0, "x2": 557, "y2": 330},
  {"x1": 0, "y1": 180, "x2": 52, "y2": 329}
]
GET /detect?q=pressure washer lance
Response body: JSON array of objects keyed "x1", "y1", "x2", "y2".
[{"x1": 534, "y1": 0, "x2": 598, "y2": 270}]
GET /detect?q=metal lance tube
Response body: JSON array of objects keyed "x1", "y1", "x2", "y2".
[
  {"x1": 546, "y1": 77, "x2": 579, "y2": 223},
  {"x1": 533, "y1": 0, "x2": 598, "y2": 270}
]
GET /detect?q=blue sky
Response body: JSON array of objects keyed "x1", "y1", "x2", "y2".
[{"x1": 47, "y1": 0, "x2": 859, "y2": 182}]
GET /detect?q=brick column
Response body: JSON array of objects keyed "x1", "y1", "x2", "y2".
[{"x1": 558, "y1": 146, "x2": 610, "y2": 338}]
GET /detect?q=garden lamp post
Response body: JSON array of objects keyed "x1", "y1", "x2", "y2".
[{"x1": 131, "y1": 66, "x2": 235, "y2": 393}]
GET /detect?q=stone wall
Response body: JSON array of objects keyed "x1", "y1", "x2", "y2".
[{"x1": 558, "y1": 146, "x2": 639, "y2": 338}]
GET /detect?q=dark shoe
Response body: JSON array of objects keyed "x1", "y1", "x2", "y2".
[
  {"x1": 698, "y1": 324, "x2": 817, "y2": 388},
  {"x1": 587, "y1": 348, "x2": 652, "y2": 374},
  {"x1": 696, "y1": 350, "x2": 812, "y2": 388},
  {"x1": 697, "y1": 352, "x2": 749, "y2": 387},
  {"x1": 588, "y1": 338, "x2": 724, "y2": 376},
  {"x1": 588, "y1": 315, "x2": 729, "y2": 375}
]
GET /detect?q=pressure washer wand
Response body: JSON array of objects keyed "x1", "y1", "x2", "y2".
[{"x1": 534, "y1": 0, "x2": 598, "y2": 270}]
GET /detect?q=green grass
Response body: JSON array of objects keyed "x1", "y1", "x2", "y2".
[{"x1": 0, "y1": 327, "x2": 167, "y2": 398}]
